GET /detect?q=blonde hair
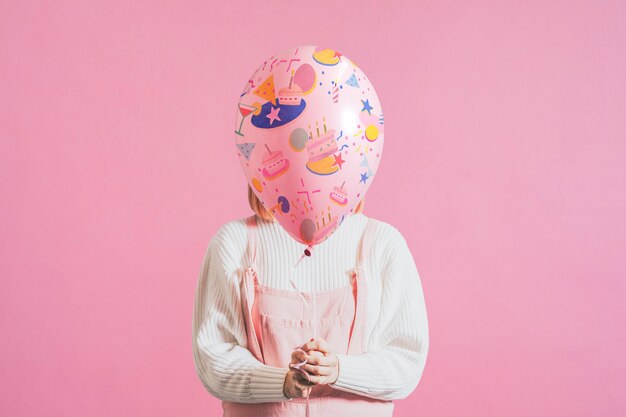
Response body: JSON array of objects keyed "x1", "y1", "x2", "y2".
[{"x1": 248, "y1": 184, "x2": 364, "y2": 222}]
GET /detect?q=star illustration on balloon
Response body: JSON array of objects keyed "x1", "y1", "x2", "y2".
[
  {"x1": 361, "y1": 99, "x2": 373, "y2": 115},
  {"x1": 360, "y1": 171, "x2": 369, "y2": 184},
  {"x1": 266, "y1": 106, "x2": 282, "y2": 125},
  {"x1": 332, "y1": 152, "x2": 345, "y2": 169}
]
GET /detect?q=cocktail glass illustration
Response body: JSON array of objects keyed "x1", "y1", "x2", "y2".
[{"x1": 235, "y1": 103, "x2": 258, "y2": 136}]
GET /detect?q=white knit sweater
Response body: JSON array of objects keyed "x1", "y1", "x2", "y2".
[{"x1": 192, "y1": 212, "x2": 429, "y2": 404}]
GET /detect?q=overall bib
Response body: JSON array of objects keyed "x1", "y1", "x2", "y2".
[{"x1": 222, "y1": 215, "x2": 394, "y2": 417}]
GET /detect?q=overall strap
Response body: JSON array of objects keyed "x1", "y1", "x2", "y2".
[
  {"x1": 245, "y1": 215, "x2": 258, "y2": 268},
  {"x1": 347, "y1": 217, "x2": 377, "y2": 355},
  {"x1": 241, "y1": 214, "x2": 264, "y2": 362},
  {"x1": 355, "y1": 217, "x2": 377, "y2": 271}
]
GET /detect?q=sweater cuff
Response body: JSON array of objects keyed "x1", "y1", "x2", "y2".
[
  {"x1": 329, "y1": 353, "x2": 374, "y2": 394},
  {"x1": 249, "y1": 365, "x2": 291, "y2": 402}
]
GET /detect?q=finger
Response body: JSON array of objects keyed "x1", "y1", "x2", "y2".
[
  {"x1": 293, "y1": 370, "x2": 317, "y2": 387},
  {"x1": 291, "y1": 362, "x2": 315, "y2": 380},
  {"x1": 301, "y1": 338, "x2": 333, "y2": 354},
  {"x1": 303, "y1": 373, "x2": 330, "y2": 385},
  {"x1": 294, "y1": 381, "x2": 313, "y2": 397},
  {"x1": 299, "y1": 338, "x2": 320, "y2": 352},
  {"x1": 292, "y1": 367, "x2": 311, "y2": 382},
  {"x1": 304, "y1": 350, "x2": 324, "y2": 361},
  {"x1": 293, "y1": 372, "x2": 313, "y2": 386},
  {"x1": 302, "y1": 363, "x2": 333, "y2": 376},
  {"x1": 304, "y1": 351, "x2": 336, "y2": 367},
  {"x1": 290, "y1": 348, "x2": 308, "y2": 364},
  {"x1": 297, "y1": 386, "x2": 313, "y2": 398}
]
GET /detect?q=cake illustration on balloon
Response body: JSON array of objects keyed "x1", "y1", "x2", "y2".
[
  {"x1": 261, "y1": 143, "x2": 290, "y2": 180},
  {"x1": 249, "y1": 63, "x2": 316, "y2": 129},
  {"x1": 298, "y1": 207, "x2": 339, "y2": 244},
  {"x1": 329, "y1": 181, "x2": 348, "y2": 206},
  {"x1": 305, "y1": 117, "x2": 339, "y2": 176},
  {"x1": 314, "y1": 207, "x2": 338, "y2": 241},
  {"x1": 277, "y1": 70, "x2": 304, "y2": 106}
]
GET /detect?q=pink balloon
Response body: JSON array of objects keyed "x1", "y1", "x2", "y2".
[{"x1": 234, "y1": 45, "x2": 384, "y2": 247}]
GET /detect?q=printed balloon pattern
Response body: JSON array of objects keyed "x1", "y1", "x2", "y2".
[{"x1": 234, "y1": 45, "x2": 384, "y2": 247}]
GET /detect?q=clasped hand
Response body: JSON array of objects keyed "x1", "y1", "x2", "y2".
[{"x1": 283, "y1": 337, "x2": 340, "y2": 399}]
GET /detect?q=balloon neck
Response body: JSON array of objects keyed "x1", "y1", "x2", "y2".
[{"x1": 304, "y1": 245, "x2": 313, "y2": 257}]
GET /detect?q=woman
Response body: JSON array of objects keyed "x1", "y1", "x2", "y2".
[{"x1": 192, "y1": 185, "x2": 429, "y2": 417}]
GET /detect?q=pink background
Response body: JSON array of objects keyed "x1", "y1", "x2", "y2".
[{"x1": 1, "y1": 1, "x2": 625, "y2": 416}]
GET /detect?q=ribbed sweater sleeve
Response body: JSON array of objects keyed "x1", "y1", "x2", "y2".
[
  {"x1": 192, "y1": 231, "x2": 291, "y2": 403},
  {"x1": 329, "y1": 228, "x2": 430, "y2": 400}
]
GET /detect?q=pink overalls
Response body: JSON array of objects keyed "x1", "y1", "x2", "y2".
[{"x1": 222, "y1": 214, "x2": 394, "y2": 417}]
